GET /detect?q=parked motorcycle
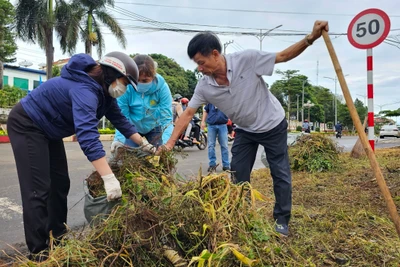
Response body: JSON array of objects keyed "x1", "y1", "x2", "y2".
[{"x1": 175, "y1": 116, "x2": 207, "y2": 150}]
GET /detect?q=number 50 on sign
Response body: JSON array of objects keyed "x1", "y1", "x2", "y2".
[{"x1": 348, "y1": 8, "x2": 390, "y2": 49}]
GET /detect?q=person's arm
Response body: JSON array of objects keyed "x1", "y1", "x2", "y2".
[
  {"x1": 163, "y1": 107, "x2": 197, "y2": 150},
  {"x1": 201, "y1": 106, "x2": 208, "y2": 130},
  {"x1": 158, "y1": 82, "x2": 174, "y2": 142},
  {"x1": 275, "y1": 20, "x2": 328, "y2": 63}
]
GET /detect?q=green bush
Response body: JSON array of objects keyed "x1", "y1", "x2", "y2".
[
  {"x1": 0, "y1": 130, "x2": 7, "y2": 136},
  {"x1": 315, "y1": 127, "x2": 320, "y2": 132},
  {"x1": 296, "y1": 126, "x2": 302, "y2": 132},
  {"x1": 98, "y1": 128, "x2": 115, "y2": 134}
]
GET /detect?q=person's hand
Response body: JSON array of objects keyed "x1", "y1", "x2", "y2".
[
  {"x1": 110, "y1": 141, "x2": 125, "y2": 153},
  {"x1": 309, "y1": 21, "x2": 329, "y2": 43},
  {"x1": 201, "y1": 121, "x2": 206, "y2": 131},
  {"x1": 101, "y1": 173, "x2": 122, "y2": 201},
  {"x1": 140, "y1": 138, "x2": 156, "y2": 154},
  {"x1": 156, "y1": 143, "x2": 173, "y2": 155}
]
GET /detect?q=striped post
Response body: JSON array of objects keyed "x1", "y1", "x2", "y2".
[{"x1": 367, "y1": 49, "x2": 374, "y2": 151}]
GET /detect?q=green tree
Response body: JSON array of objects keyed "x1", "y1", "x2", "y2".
[
  {"x1": 0, "y1": 0, "x2": 17, "y2": 89},
  {"x1": 0, "y1": 85, "x2": 27, "y2": 108},
  {"x1": 16, "y1": 0, "x2": 56, "y2": 79},
  {"x1": 56, "y1": 0, "x2": 126, "y2": 57},
  {"x1": 52, "y1": 65, "x2": 61, "y2": 77},
  {"x1": 149, "y1": 53, "x2": 191, "y2": 96}
]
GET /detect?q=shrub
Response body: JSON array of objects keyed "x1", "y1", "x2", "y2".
[
  {"x1": 315, "y1": 127, "x2": 320, "y2": 132},
  {"x1": 98, "y1": 128, "x2": 115, "y2": 134},
  {"x1": 296, "y1": 125, "x2": 303, "y2": 132}
]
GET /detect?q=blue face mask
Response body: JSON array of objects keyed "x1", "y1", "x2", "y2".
[{"x1": 137, "y1": 81, "x2": 153, "y2": 93}]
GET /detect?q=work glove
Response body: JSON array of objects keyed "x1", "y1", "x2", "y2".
[
  {"x1": 140, "y1": 138, "x2": 156, "y2": 154},
  {"x1": 101, "y1": 173, "x2": 122, "y2": 201},
  {"x1": 110, "y1": 141, "x2": 125, "y2": 153}
]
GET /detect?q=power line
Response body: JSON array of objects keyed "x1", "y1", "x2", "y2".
[{"x1": 114, "y1": 1, "x2": 400, "y2": 17}]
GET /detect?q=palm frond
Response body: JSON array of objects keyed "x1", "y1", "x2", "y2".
[{"x1": 94, "y1": 10, "x2": 126, "y2": 48}]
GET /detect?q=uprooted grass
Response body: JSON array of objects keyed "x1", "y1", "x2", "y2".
[{"x1": 5, "y1": 146, "x2": 400, "y2": 266}]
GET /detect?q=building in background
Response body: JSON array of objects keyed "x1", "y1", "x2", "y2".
[{"x1": 3, "y1": 64, "x2": 46, "y2": 91}]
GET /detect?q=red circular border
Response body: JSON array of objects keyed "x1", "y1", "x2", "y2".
[{"x1": 347, "y1": 8, "x2": 391, "y2": 49}]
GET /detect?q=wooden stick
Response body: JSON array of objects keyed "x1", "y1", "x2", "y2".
[
  {"x1": 322, "y1": 31, "x2": 400, "y2": 238},
  {"x1": 350, "y1": 116, "x2": 368, "y2": 158}
]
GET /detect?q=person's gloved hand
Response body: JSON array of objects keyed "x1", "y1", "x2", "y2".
[
  {"x1": 101, "y1": 173, "x2": 122, "y2": 201},
  {"x1": 110, "y1": 141, "x2": 125, "y2": 153},
  {"x1": 140, "y1": 138, "x2": 156, "y2": 154}
]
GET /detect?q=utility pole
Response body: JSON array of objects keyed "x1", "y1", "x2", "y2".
[
  {"x1": 324, "y1": 74, "x2": 349, "y2": 125},
  {"x1": 223, "y1": 40, "x2": 234, "y2": 54},
  {"x1": 254, "y1": 25, "x2": 282, "y2": 50},
  {"x1": 302, "y1": 79, "x2": 307, "y2": 122},
  {"x1": 296, "y1": 94, "x2": 300, "y2": 121}
]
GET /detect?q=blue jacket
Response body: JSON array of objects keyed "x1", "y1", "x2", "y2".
[
  {"x1": 114, "y1": 74, "x2": 173, "y2": 144},
  {"x1": 21, "y1": 53, "x2": 137, "y2": 162},
  {"x1": 204, "y1": 103, "x2": 228, "y2": 125}
]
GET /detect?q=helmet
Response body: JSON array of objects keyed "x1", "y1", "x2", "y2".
[
  {"x1": 173, "y1": 93, "x2": 183, "y2": 101},
  {"x1": 181, "y1": 98, "x2": 189, "y2": 105},
  {"x1": 99, "y1": 51, "x2": 139, "y2": 89},
  {"x1": 304, "y1": 119, "x2": 308, "y2": 122}
]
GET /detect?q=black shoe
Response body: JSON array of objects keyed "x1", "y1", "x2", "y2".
[
  {"x1": 274, "y1": 223, "x2": 289, "y2": 237},
  {"x1": 207, "y1": 166, "x2": 217, "y2": 172},
  {"x1": 222, "y1": 166, "x2": 230, "y2": 171}
]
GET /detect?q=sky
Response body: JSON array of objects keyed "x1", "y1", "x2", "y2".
[{"x1": 12, "y1": 0, "x2": 400, "y2": 115}]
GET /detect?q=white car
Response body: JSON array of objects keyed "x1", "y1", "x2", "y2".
[{"x1": 379, "y1": 125, "x2": 400, "y2": 139}]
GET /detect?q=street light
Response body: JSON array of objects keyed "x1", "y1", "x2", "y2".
[
  {"x1": 303, "y1": 100, "x2": 315, "y2": 122},
  {"x1": 324, "y1": 74, "x2": 349, "y2": 124}
]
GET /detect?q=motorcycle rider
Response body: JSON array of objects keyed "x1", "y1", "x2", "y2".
[
  {"x1": 335, "y1": 121, "x2": 343, "y2": 137},
  {"x1": 302, "y1": 119, "x2": 310, "y2": 133},
  {"x1": 182, "y1": 97, "x2": 200, "y2": 144}
]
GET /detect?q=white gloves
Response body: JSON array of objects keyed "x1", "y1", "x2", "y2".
[
  {"x1": 101, "y1": 173, "x2": 122, "y2": 201},
  {"x1": 140, "y1": 138, "x2": 156, "y2": 154},
  {"x1": 110, "y1": 141, "x2": 125, "y2": 153}
]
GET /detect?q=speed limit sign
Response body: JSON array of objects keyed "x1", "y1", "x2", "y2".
[
  {"x1": 347, "y1": 8, "x2": 390, "y2": 49},
  {"x1": 347, "y1": 8, "x2": 390, "y2": 151}
]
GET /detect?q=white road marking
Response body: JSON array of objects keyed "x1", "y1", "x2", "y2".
[{"x1": 0, "y1": 197, "x2": 23, "y2": 220}]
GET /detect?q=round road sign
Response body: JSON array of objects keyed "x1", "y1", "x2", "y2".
[{"x1": 347, "y1": 8, "x2": 390, "y2": 49}]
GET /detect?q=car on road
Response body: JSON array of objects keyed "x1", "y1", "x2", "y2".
[{"x1": 379, "y1": 124, "x2": 400, "y2": 139}]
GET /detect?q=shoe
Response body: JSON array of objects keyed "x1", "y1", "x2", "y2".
[
  {"x1": 207, "y1": 166, "x2": 217, "y2": 172},
  {"x1": 222, "y1": 166, "x2": 230, "y2": 171},
  {"x1": 275, "y1": 223, "x2": 289, "y2": 237}
]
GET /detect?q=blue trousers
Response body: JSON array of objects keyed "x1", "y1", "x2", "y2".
[
  {"x1": 207, "y1": 124, "x2": 230, "y2": 168},
  {"x1": 125, "y1": 126, "x2": 162, "y2": 147},
  {"x1": 230, "y1": 119, "x2": 292, "y2": 225}
]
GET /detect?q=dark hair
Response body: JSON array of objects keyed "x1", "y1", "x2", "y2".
[
  {"x1": 187, "y1": 32, "x2": 222, "y2": 59},
  {"x1": 133, "y1": 54, "x2": 156, "y2": 78},
  {"x1": 87, "y1": 65, "x2": 106, "y2": 90}
]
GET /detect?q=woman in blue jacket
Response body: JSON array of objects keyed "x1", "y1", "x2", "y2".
[
  {"x1": 112, "y1": 54, "x2": 173, "y2": 150},
  {"x1": 6, "y1": 52, "x2": 154, "y2": 261}
]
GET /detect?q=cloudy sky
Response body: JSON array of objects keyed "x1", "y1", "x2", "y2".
[{"x1": 14, "y1": 0, "x2": 400, "y2": 113}]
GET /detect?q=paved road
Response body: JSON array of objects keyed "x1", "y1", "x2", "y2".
[{"x1": 0, "y1": 136, "x2": 399, "y2": 252}]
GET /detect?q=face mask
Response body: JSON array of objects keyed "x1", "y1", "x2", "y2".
[
  {"x1": 108, "y1": 78, "x2": 127, "y2": 98},
  {"x1": 137, "y1": 81, "x2": 153, "y2": 93}
]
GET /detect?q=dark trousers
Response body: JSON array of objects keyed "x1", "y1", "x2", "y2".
[
  {"x1": 7, "y1": 103, "x2": 70, "y2": 254},
  {"x1": 230, "y1": 119, "x2": 292, "y2": 224}
]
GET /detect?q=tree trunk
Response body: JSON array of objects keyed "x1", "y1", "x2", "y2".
[
  {"x1": 0, "y1": 61, "x2": 3, "y2": 89},
  {"x1": 46, "y1": 28, "x2": 54, "y2": 80},
  {"x1": 85, "y1": 39, "x2": 92, "y2": 56}
]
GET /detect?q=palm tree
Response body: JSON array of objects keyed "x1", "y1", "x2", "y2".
[
  {"x1": 56, "y1": 0, "x2": 126, "y2": 58},
  {"x1": 15, "y1": 0, "x2": 57, "y2": 79}
]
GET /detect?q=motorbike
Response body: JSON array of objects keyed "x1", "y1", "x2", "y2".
[
  {"x1": 175, "y1": 116, "x2": 207, "y2": 150},
  {"x1": 335, "y1": 130, "x2": 342, "y2": 138}
]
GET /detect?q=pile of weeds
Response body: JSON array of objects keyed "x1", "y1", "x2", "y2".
[
  {"x1": 289, "y1": 134, "x2": 342, "y2": 172},
  {"x1": 6, "y1": 147, "x2": 400, "y2": 266}
]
